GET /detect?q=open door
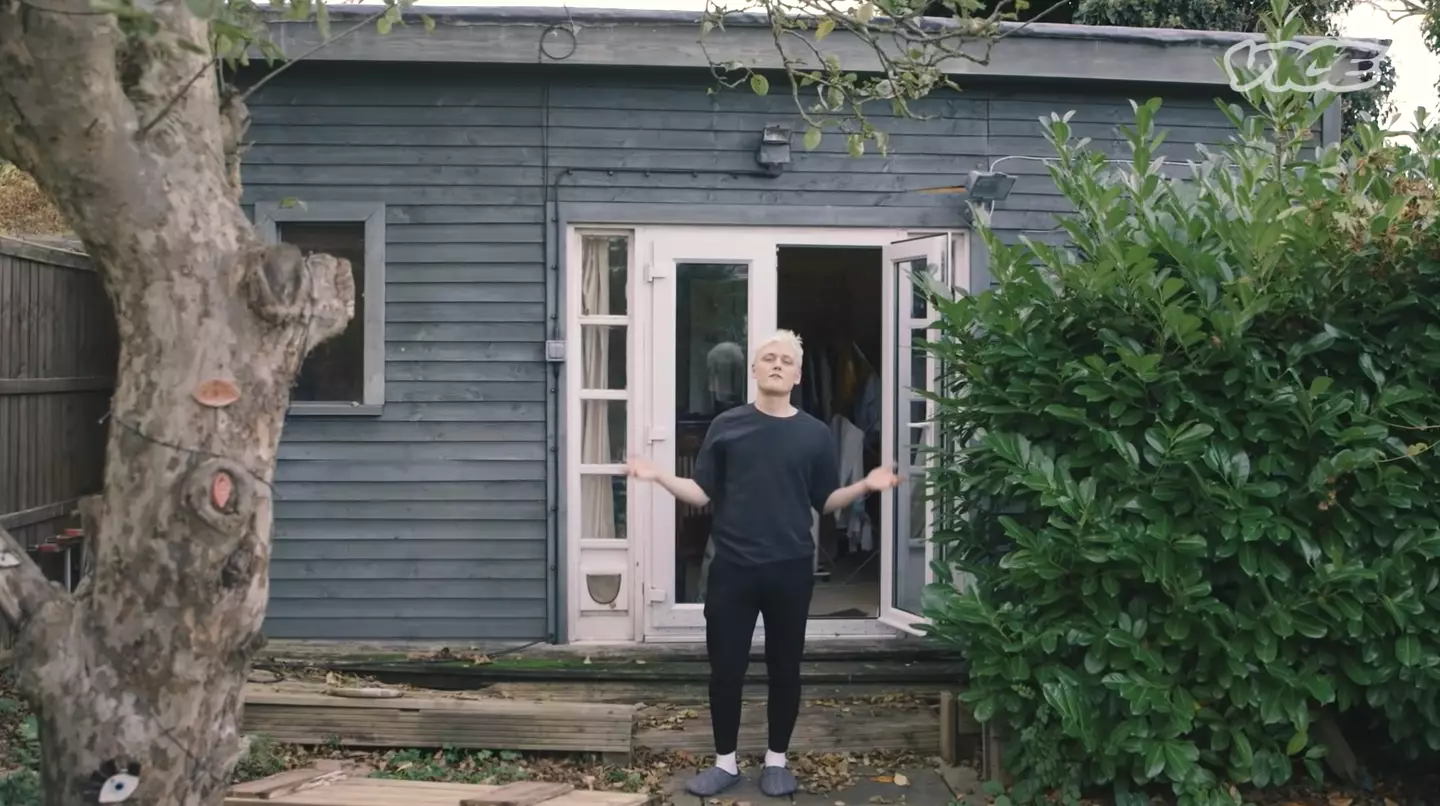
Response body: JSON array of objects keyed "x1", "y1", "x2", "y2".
[
  {"x1": 879, "y1": 233, "x2": 956, "y2": 634},
  {"x1": 640, "y1": 227, "x2": 778, "y2": 636}
]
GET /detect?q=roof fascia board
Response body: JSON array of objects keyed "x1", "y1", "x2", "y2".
[{"x1": 264, "y1": 6, "x2": 1390, "y2": 90}]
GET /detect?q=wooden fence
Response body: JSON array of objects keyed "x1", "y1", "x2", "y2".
[{"x1": 0, "y1": 236, "x2": 115, "y2": 564}]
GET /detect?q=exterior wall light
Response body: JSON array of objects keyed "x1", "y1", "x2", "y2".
[
  {"x1": 965, "y1": 170, "x2": 1016, "y2": 202},
  {"x1": 756, "y1": 125, "x2": 792, "y2": 175}
]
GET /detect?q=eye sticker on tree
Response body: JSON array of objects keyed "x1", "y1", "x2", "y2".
[{"x1": 86, "y1": 760, "x2": 141, "y2": 804}]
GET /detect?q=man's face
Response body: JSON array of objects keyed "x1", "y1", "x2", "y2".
[{"x1": 753, "y1": 341, "x2": 801, "y2": 396}]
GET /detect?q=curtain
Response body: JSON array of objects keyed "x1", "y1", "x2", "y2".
[{"x1": 582, "y1": 237, "x2": 617, "y2": 539}]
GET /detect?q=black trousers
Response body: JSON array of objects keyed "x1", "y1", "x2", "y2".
[{"x1": 703, "y1": 554, "x2": 815, "y2": 756}]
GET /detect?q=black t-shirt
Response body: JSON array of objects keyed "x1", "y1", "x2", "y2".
[{"x1": 691, "y1": 403, "x2": 841, "y2": 566}]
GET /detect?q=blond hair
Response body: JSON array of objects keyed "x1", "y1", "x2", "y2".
[{"x1": 754, "y1": 329, "x2": 804, "y2": 364}]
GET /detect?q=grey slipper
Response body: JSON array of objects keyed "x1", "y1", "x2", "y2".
[
  {"x1": 686, "y1": 765, "x2": 741, "y2": 796},
  {"x1": 760, "y1": 765, "x2": 798, "y2": 797}
]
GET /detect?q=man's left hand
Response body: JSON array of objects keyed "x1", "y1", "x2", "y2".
[{"x1": 864, "y1": 466, "x2": 901, "y2": 492}]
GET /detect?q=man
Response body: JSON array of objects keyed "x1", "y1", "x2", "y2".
[{"x1": 627, "y1": 329, "x2": 900, "y2": 798}]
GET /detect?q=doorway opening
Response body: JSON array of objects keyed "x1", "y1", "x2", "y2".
[{"x1": 778, "y1": 246, "x2": 884, "y2": 620}]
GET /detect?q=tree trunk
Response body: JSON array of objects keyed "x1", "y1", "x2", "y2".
[{"x1": 0, "y1": 2, "x2": 355, "y2": 804}]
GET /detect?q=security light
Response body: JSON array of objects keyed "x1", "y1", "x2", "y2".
[
  {"x1": 912, "y1": 169, "x2": 1017, "y2": 203},
  {"x1": 965, "y1": 170, "x2": 1016, "y2": 202},
  {"x1": 756, "y1": 125, "x2": 792, "y2": 175}
]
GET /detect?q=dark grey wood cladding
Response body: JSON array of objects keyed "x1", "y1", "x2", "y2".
[{"x1": 241, "y1": 61, "x2": 1243, "y2": 641}]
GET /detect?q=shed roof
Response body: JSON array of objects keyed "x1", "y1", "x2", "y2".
[{"x1": 267, "y1": 4, "x2": 1389, "y2": 89}]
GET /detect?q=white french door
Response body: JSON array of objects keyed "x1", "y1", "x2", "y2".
[
  {"x1": 624, "y1": 226, "x2": 967, "y2": 642},
  {"x1": 641, "y1": 228, "x2": 777, "y2": 632},
  {"x1": 879, "y1": 234, "x2": 959, "y2": 633}
]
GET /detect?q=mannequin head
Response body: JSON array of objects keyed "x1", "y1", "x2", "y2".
[
  {"x1": 707, "y1": 341, "x2": 746, "y2": 407},
  {"x1": 752, "y1": 329, "x2": 803, "y2": 399}
]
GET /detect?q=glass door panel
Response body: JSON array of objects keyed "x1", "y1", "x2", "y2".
[
  {"x1": 673, "y1": 262, "x2": 749, "y2": 606},
  {"x1": 880, "y1": 234, "x2": 950, "y2": 631},
  {"x1": 643, "y1": 229, "x2": 776, "y2": 633}
]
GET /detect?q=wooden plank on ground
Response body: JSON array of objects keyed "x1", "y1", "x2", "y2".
[
  {"x1": 241, "y1": 688, "x2": 634, "y2": 755},
  {"x1": 460, "y1": 781, "x2": 574, "y2": 805},
  {"x1": 224, "y1": 771, "x2": 651, "y2": 806},
  {"x1": 229, "y1": 767, "x2": 343, "y2": 799},
  {"x1": 635, "y1": 701, "x2": 940, "y2": 754}
]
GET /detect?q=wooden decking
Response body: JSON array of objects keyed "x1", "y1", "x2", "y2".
[
  {"x1": 240, "y1": 644, "x2": 977, "y2": 760},
  {"x1": 635, "y1": 698, "x2": 940, "y2": 754},
  {"x1": 227, "y1": 765, "x2": 652, "y2": 805},
  {"x1": 243, "y1": 688, "x2": 635, "y2": 756}
]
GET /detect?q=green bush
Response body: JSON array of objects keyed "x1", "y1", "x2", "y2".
[
  {"x1": 0, "y1": 699, "x2": 41, "y2": 806},
  {"x1": 920, "y1": 10, "x2": 1440, "y2": 806}
]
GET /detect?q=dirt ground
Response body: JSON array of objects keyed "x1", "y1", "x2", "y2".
[{"x1": 5, "y1": 667, "x2": 1439, "y2": 805}]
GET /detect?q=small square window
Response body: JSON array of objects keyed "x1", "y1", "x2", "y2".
[
  {"x1": 257, "y1": 202, "x2": 385, "y2": 415},
  {"x1": 278, "y1": 222, "x2": 368, "y2": 405}
]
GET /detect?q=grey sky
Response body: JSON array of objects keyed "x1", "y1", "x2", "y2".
[{"x1": 1341, "y1": 0, "x2": 1437, "y2": 131}]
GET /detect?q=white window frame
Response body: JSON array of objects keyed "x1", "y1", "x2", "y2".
[
  {"x1": 256, "y1": 200, "x2": 387, "y2": 416},
  {"x1": 565, "y1": 228, "x2": 638, "y2": 644}
]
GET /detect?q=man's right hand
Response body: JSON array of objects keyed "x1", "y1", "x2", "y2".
[
  {"x1": 627, "y1": 455, "x2": 711, "y2": 508},
  {"x1": 627, "y1": 455, "x2": 660, "y2": 481}
]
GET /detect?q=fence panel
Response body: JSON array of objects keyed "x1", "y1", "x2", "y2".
[{"x1": 0, "y1": 236, "x2": 115, "y2": 560}]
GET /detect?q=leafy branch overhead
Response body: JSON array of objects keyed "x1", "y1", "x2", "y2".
[{"x1": 698, "y1": 0, "x2": 1065, "y2": 157}]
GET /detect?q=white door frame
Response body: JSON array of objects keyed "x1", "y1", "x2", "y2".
[
  {"x1": 563, "y1": 224, "x2": 968, "y2": 645},
  {"x1": 878, "y1": 233, "x2": 960, "y2": 635}
]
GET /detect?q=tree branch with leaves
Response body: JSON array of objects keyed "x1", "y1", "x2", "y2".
[{"x1": 699, "y1": 0, "x2": 1067, "y2": 156}]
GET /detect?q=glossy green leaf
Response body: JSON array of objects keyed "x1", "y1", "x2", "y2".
[{"x1": 1398, "y1": 635, "x2": 1422, "y2": 666}]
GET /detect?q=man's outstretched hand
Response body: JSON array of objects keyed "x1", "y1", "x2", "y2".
[
  {"x1": 627, "y1": 455, "x2": 660, "y2": 481},
  {"x1": 864, "y1": 465, "x2": 902, "y2": 492},
  {"x1": 627, "y1": 455, "x2": 711, "y2": 507}
]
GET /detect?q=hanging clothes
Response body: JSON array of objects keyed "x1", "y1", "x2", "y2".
[
  {"x1": 832, "y1": 347, "x2": 858, "y2": 417},
  {"x1": 815, "y1": 344, "x2": 833, "y2": 421},
  {"x1": 848, "y1": 343, "x2": 882, "y2": 453},
  {"x1": 830, "y1": 414, "x2": 874, "y2": 553},
  {"x1": 793, "y1": 341, "x2": 833, "y2": 420}
]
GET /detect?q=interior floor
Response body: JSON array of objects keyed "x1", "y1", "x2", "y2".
[{"x1": 810, "y1": 547, "x2": 881, "y2": 618}]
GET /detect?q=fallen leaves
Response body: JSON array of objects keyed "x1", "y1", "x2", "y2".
[
  {"x1": 637, "y1": 704, "x2": 701, "y2": 731},
  {"x1": 0, "y1": 163, "x2": 68, "y2": 236},
  {"x1": 1247, "y1": 777, "x2": 1437, "y2": 806}
]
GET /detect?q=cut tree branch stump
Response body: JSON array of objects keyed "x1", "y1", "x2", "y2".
[{"x1": 0, "y1": 522, "x2": 66, "y2": 632}]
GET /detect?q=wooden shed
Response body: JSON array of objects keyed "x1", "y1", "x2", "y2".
[{"x1": 238, "y1": 5, "x2": 1357, "y2": 646}]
